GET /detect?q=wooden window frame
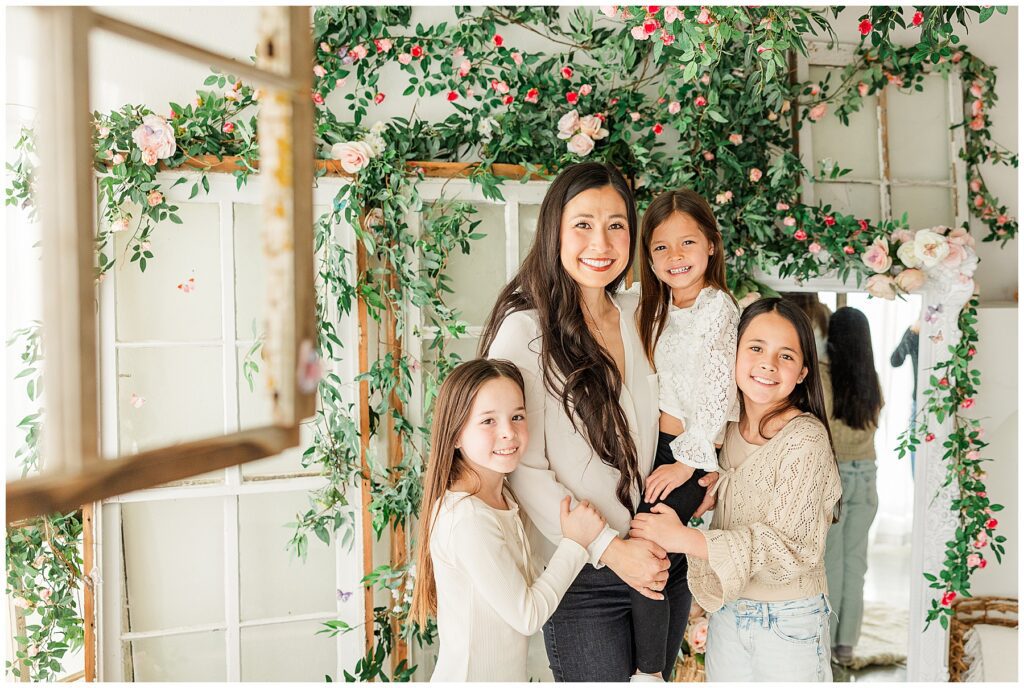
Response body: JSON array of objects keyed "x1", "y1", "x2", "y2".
[{"x1": 6, "y1": 6, "x2": 316, "y2": 522}]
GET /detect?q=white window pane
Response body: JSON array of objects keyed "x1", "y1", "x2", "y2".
[
  {"x1": 888, "y1": 74, "x2": 952, "y2": 182},
  {"x1": 808, "y1": 66, "x2": 880, "y2": 180},
  {"x1": 240, "y1": 620, "x2": 337, "y2": 681},
  {"x1": 429, "y1": 203, "x2": 507, "y2": 327},
  {"x1": 116, "y1": 345, "x2": 225, "y2": 465},
  {"x1": 237, "y1": 342, "x2": 272, "y2": 430},
  {"x1": 240, "y1": 419, "x2": 318, "y2": 479},
  {"x1": 131, "y1": 631, "x2": 226, "y2": 682},
  {"x1": 519, "y1": 203, "x2": 541, "y2": 263},
  {"x1": 812, "y1": 182, "x2": 881, "y2": 223},
  {"x1": 238, "y1": 491, "x2": 337, "y2": 621},
  {"x1": 233, "y1": 203, "x2": 265, "y2": 336},
  {"x1": 122, "y1": 498, "x2": 225, "y2": 632},
  {"x1": 114, "y1": 202, "x2": 222, "y2": 342},
  {"x1": 891, "y1": 185, "x2": 955, "y2": 229}
]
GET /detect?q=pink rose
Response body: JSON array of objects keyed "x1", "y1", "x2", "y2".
[
  {"x1": 458, "y1": 59, "x2": 472, "y2": 77},
  {"x1": 697, "y1": 7, "x2": 712, "y2": 24},
  {"x1": 749, "y1": 167, "x2": 762, "y2": 183},
  {"x1": 895, "y1": 268, "x2": 925, "y2": 292},
  {"x1": 557, "y1": 109, "x2": 581, "y2": 139},
  {"x1": 891, "y1": 229, "x2": 915, "y2": 245},
  {"x1": 668, "y1": 101, "x2": 681, "y2": 115},
  {"x1": 331, "y1": 140, "x2": 375, "y2": 174},
  {"x1": 861, "y1": 238, "x2": 892, "y2": 273},
  {"x1": 694, "y1": 95, "x2": 707, "y2": 107},
  {"x1": 974, "y1": 195, "x2": 985, "y2": 208},
  {"x1": 312, "y1": 92, "x2": 325, "y2": 105},
  {"x1": 40, "y1": 588, "x2": 52, "y2": 602},
  {"x1": 659, "y1": 30, "x2": 675, "y2": 45},
  {"x1": 141, "y1": 149, "x2": 158, "y2": 166},
  {"x1": 567, "y1": 133, "x2": 595, "y2": 156},
  {"x1": 702, "y1": 151, "x2": 714, "y2": 161},
  {"x1": 664, "y1": 7, "x2": 682, "y2": 23},
  {"x1": 794, "y1": 229, "x2": 808, "y2": 241},
  {"x1": 865, "y1": 274, "x2": 897, "y2": 300},
  {"x1": 783, "y1": 216, "x2": 796, "y2": 227},
  {"x1": 687, "y1": 616, "x2": 709, "y2": 652},
  {"x1": 320, "y1": 42, "x2": 331, "y2": 53},
  {"x1": 599, "y1": 6, "x2": 618, "y2": 18},
  {"x1": 700, "y1": 73, "x2": 711, "y2": 85},
  {"x1": 350, "y1": 45, "x2": 368, "y2": 61},
  {"x1": 975, "y1": 531, "x2": 988, "y2": 547},
  {"x1": 579, "y1": 84, "x2": 593, "y2": 96},
  {"x1": 452, "y1": 46, "x2": 464, "y2": 58},
  {"x1": 967, "y1": 554, "x2": 981, "y2": 568},
  {"x1": 525, "y1": 88, "x2": 539, "y2": 103},
  {"x1": 374, "y1": 92, "x2": 385, "y2": 105},
  {"x1": 335, "y1": 78, "x2": 346, "y2": 89},
  {"x1": 952, "y1": 51, "x2": 963, "y2": 63},
  {"x1": 631, "y1": 25, "x2": 649, "y2": 40},
  {"x1": 967, "y1": 450, "x2": 981, "y2": 461},
  {"x1": 808, "y1": 103, "x2": 828, "y2": 121},
  {"x1": 511, "y1": 52, "x2": 523, "y2": 65},
  {"x1": 858, "y1": 81, "x2": 869, "y2": 97},
  {"x1": 996, "y1": 214, "x2": 1009, "y2": 226},
  {"x1": 942, "y1": 241, "x2": 967, "y2": 268},
  {"x1": 579, "y1": 114, "x2": 609, "y2": 140},
  {"x1": 561, "y1": 66, "x2": 574, "y2": 79},
  {"x1": 728, "y1": 133, "x2": 743, "y2": 145},
  {"x1": 734, "y1": 247, "x2": 745, "y2": 256},
  {"x1": 776, "y1": 202, "x2": 790, "y2": 211},
  {"x1": 375, "y1": 39, "x2": 392, "y2": 53},
  {"x1": 715, "y1": 190, "x2": 733, "y2": 204},
  {"x1": 111, "y1": 153, "x2": 125, "y2": 165},
  {"x1": 970, "y1": 83, "x2": 984, "y2": 98},
  {"x1": 969, "y1": 116, "x2": 984, "y2": 131},
  {"x1": 111, "y1": 216, "x2": 131, "y2": 233},
  {"x1": 968, "y1": 179, "x2": 982, "y2": 193},
  {"x1": 630, "y1": 111, "x2": 641, "y2": 122},
  {"x1": 808, "y1": 241, "x2": 824, "y2": 255},
  {"x1": 147, "y1": 190, "x2": 163, "y2": 207},
  {"x1": 971, "y1": 100, "x2": 984, "y2": 117},
  {"x1": 398, "y1": 53, "x2": 412, "y2": 65},
  {"x1": 313, "y1": 65, "x2": 327, "y2": 78},
  {"x1": 132, "y1": 114, "x2": 177, "y2": 160},
  {"x1": 222, "y1": 121, "x2": 235, "y2": 134}
]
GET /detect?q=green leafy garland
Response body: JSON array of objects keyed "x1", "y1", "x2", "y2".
[{"x1": 5, "y1": 5, "x2": 1016, "y2": 679}]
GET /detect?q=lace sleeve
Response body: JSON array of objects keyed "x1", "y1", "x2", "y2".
[{"x1": 669, "y1": 293, "x2": 739, "y2": 472}]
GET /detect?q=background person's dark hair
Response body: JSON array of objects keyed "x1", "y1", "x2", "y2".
[
  {"x1": 780, "y1": 292, "x2": 830, "y2": 338},
  {"x1": 827, "y1": 306, "x2": 883, "y2": 431},
  {"x1": 738, "y1": 297, "x2": 841, "y2": 522},
  {"x1": 637, "y1": 188, "x2": 734, "y2": 366},
  {"x1": 478, "y1": 162, "x2": 642, "y2": 513}
]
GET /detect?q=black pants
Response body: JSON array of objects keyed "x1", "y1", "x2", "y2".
[{"x1": 630, "y1": 431, "x2": 708, "y2": 674}]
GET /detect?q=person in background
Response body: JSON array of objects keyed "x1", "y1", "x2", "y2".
[
  {"x1": 780, "y1": 292, "x2": 831, "y2": 362},
  {"x1": 820, "y1": 307, "x2": 884, "y2": 667},
  {"x1": 890, "y1": 322, "x2": 920, "y2": 477}
]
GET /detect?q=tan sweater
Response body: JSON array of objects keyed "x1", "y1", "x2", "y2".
[
  {"x1": 687, "y1": 414, "x2": 842, "y2": 613},
  {"x1": 820, "y1": 361, "x2": 881, "y2": 461}
]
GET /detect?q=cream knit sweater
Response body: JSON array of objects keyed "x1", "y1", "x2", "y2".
[{"x1": 687, "y1": 414, "x2": 842, "y2": 613}]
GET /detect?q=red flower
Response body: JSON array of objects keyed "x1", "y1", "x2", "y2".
[
  {"x1": 843, "y1": 245, "x2": 855, "y2": 255},
  {"x1": 410, "y1": 45, "x2": 424, "y2": 58},
  {"x1": 493, "y1": 34, "x2": 504, "y2": 47},
  {"x1": 503, "y1": 95, "x2": 514, "y2": 105},
  {"x1": 961, "y1": 398, "x2": 975, "y2": 410},
  {"x1": 968, "y1": 347, "x2": 976, "y2": 357},
  {"x1": 824, "y1": 215, "x2": 836, "y2": 227},
  {"x1": 312, "y1": 92, "x2": 325, "y2": 105},
  {"x1": 652, "y1": 123, "x2": 664, "y2": 135},
  {"x1": 374, "y1": 92, "x2": 385, "y2": 105},
  {"x1": 939, "y1": 377, "x2": 949, "y2": 387},
  {"x1": 858, "y1": 18, "x2": 873, "y2": 35},
  {"x1": 985, "y1": 518, "x2": 998, "y2": 529},
  {"x1": 222, "y1": 122, "x2": 235, "y2": 134},
  {"x1": 979, "y1": 558, "x2": 988, "y2": 569},
  {"x1": 643, "y1": 18, "x2": 660, "y2": 35},
  {"x1": 525, "y1": 88, "x2": 539, "y2": 103},
  {"x1": 858, "y1": 219, "x2": 870, "y2": 231},
  {"x1": 925, "y1": 433, "x2": 936, "y2": 442},
  {"x1": 694, "y1": 95, "x2": 708, "y2": 107},
  {"x1": 561, "y1": 66, "x2": 573, "y2": 79},
  {"x1": 609, "y1": 97, "x2": 619, "y2": 106},
  {"x1": 912, "y1": 11, "x2": 924, "y2": 26},
  {"x1": 794, "y1": 229, "x2": 808, "y2": 241},
  {"x1": 566, "y1": 91, "x2": 579, "y2": 104},
  {"x1": 647, "y1": 5, "x2": 661, "y2": 13},
  {"x1": 941, "y1": 591, "x2": 956, "y2": 607},
  {"x1": 446, "y1": 91, "x2": 458, "y2": 102}
]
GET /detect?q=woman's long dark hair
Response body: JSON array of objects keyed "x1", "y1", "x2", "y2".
[
  {"x1": 738, "y1": 297, "x2": 841, "y2": 521},
  {"x1": 637, "y1": 188, "x2": 734, "y2": 366},
  {"x1": 478, "y1": 162, "x2": 642, "y2": 513},
  {"x1": 827, "y1": 307, "x2": 883, "y2": 430}
]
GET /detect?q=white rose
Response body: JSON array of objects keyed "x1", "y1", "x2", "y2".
[
  {"x1": 557, "y1": 110, "x2": 580, "y2": 140},
  {"x1": 330, "y1": 140, "x2": 375, "y2": 174},
  {"x1": 913, "y1": 229, "x2": 950, "y2": 268},
  {"x1": 896, "y1": 240, "x2": 921, "y2": 268},
  {"x1": 566, "y1": 133, "x2": 595, "y2": 156},
  {"x1": 477, "y1": 117, "x2": 498, "y2": 142},
  {"x1": 364, "y1": 133, "x2": 386, "y2": 156},
  {"x1": 578, "y1": 114, "x2": 609, "y2": 140},
  {"x1": 369, "y1": 121, "x2": 387, "y2": 135}
]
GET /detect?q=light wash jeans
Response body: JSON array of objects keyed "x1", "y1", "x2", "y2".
[
  {"x1": 705, "y1": 594, "x2": 833, "y2": 682},
  {"x1": 824, "y1": 459, "x2": 879, "y2": 647}
]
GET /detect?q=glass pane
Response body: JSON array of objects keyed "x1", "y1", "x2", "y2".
[
  {"x1": 131, "y1": 631, "x2": 226, "y2": 682},
  {"x1": 812, "y1": 182, "x2": 882, "y2": 223},
  {"x1": 240, "y1": 620, "x2": 337, "y2": 681},
  {"x1": 240, "y1": 415, "x2": 316, "y2": 479},
  {"x1": 122, "y1": 498, "x2": 225, "y2": 632},
  {"x1": 234, "y1": 203, "x2": 266, "y2": 337},
  {"x1": 430, "y1": 203, "x2": 506, "y2": 327},
  {"x1": 237, "y1": 342, "x2": 272, "y2": 430},
  {"x1": 116, "y1": 345, "x2": 225, "y2": 464},
  {"x1": 114, "y1": 202, "x2": 222, "y2": 342},
  {"x1": 519, "y1": 203, "x2": 541, "y2": 263},
  {"x1": 891, "y1": 185, "x2": 955, "y2": 229},
  {"x1": 888, "y1": 74, "x2": 951, "y2": 182},
  {"x1": 808, "y1": 66, "x2": 880, "y2": 180},
  {"x1": 238, "y1": 491, "x2": 337, "y2": 621}
]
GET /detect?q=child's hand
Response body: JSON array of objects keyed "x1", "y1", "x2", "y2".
[
  {"x1": 644, "y1": 461, "x2": 695, "y2": 503},
  {"x1": 629, "y1": 504, "x2": 687, "y2": 553},
  {"x1": 560, "y1": 496, "x2": 606, "y2": 548}
]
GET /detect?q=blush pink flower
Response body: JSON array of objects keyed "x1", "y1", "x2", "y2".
[
  {"x1": 969, "y1": 179, "x2": 982, "y2": 193},
  {"x1": 697, "y1": 7, "x2": 712, "y2": 24},
  {"x1": 794, "y1": 229, "x2": 808, "y2": 241},
  {"x1": 702, "y1": 151, "x2": 714, "y2": 161},
  {"x1": 458, "y1": 59, "x2": 472, "y2": 77},
  {"x1": 971, "y1": 100, "x2": 984, "y2": 118},
  {"x1": 222, "y1": 121, "x2": 235, "y2": 134},
  {"x1": 858, "y1": 82, "x2": 869, "y2": 97},
  {"x1": 579, "y1": 84, "x2": 593, "y2": 96},
  {"x1": 313, "y1": 65, "x2": 327, "y2": 78},
  {"x1": 511, "y1": 51, "x2": 523, "y2": 65},
  {"x1": 664, "y1": 6, "x2": 682, "y2": 23},
  {"x1": 398, "y1": 53, "x2": 412, "y2": 65},
  {"x1": 970, "y1": 82, "x2": 984, "y2": 98},
  {"x1": 861, "y1": 238, "x2": 892, "y2": 273},
  {"x1": 967, "y1": 553, "x2": 981, "y2": 568},
  {"x1": 808, "y1": 242, "x2": 822, "y2": 254},
  {"x1": 975, "y1": 531, "x2": 988, "y2": 547},
  {"x1": 776, "y1": 202, "x2": 790, "y2": 211},
  {"x1": 631, "y1": 25, "x2": 649, "y2": 40},
  {"x1": 312, "y1": 91, "x2": 325, "y2": 105},
  {"x1": 525, "y1": 88, "x2": 539, "y2": 103},
  {"x1": 141, "y1": 149, "x2": 158, "y2": 166},
  {"x1": 865, "y1": 274, "x2": 897, "y2": 300},
  {"x1": 715, "y1": 190, "x2": 733, "y2": 204},
  {"x1": 783, "y1": 216, "x2": 796, "y2": 227},
  {"x1": 599, "y1": 5, "x2": 618, "y2": 18},
  {"x1": 808, "y1": 103, "x2": 828, "y2": 121},
  {"x1": 749, "y1": 168, "x2": 762, "y2": 183},
  {"x1": 687, "y1": 616, "x2": 709, "y2": 652},
  {"x1": 891, "y1": 229, "x2": 914, "y2": 244},
  {"x1": 567, "y1": 133, "x2": 595, "y2": 156},
  {"x1": 668, "y1": 101, "x2": 681, "y2": 115},
  {"x1": 374, "y1": 38, "x2": 392, "y2": 53},
  {"x1": 132, "y1": 114, "x2": 177, "y2": 160},
  {"x1": 694, "y1": 95, "x2": 707, "y2": 107},
  {"x1": 557, "y1": 109, "x2": 581, "y2": 139},
  {"x1": 561, "y1": 66, "x2": 574, "y2": 79},
  {"x1": 728, "y1": 133, "x2": 743, "y2": 145},
  {"x1": 374, "y1": 92, "x2": 385, "y2": 105},
  {"x1": 579, "y1": 114, "x2": 609, "y2": 140},
  {"x1": 895, "y1": 268, "x2": 926, "y2": 292},
  {"x1": 630, "y1": 111, "x2": 641, "y2": 122},
  {"x1": 331, "y1": 140, "x2": 375, "y2": 173},
  {"x1": 111, "y1": 152, "x2": 125, "y2": 165},
  {"x1": 969, "y1": 116, "x2": 985, "y2": 131},
  {"x1": 147, "y1": 190, "x2": 163, "y2": 207}
]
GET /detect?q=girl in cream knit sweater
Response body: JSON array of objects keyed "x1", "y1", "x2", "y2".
[
  {"x1": 410, "y1": 358, "x2": 606, "y2": 682},
  {"x1": 630, "y1": 298, "x2": 842, "y2": 682}
]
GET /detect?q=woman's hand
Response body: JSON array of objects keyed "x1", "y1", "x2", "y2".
[
  {"x1": 630, "y1": 504, "x2": 688, "y2": 553},
  {"x1": 600, "y1": 537, "x2": 670, "y2": 600},
  {"x1": 643, "y1": 461, "x2": 695, "y2": 503},
  {"x1": 692, "y1": 471, "x2": 719, "y2": 519}
]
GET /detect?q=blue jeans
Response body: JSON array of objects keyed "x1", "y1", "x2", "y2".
[
  {"x1": 705, "y1": 595, "x2": 833, "y2": 682},
  {"x1": 543, "y1": 554, "x2": 691, "y2": 681}
]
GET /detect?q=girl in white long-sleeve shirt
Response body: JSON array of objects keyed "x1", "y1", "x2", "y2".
[
  {"x1": 630, "y1": 188, "x2": 739, "y2": 680},
  {"x1": 410, "y1": 358, "x2": 606, "y2": 682}
]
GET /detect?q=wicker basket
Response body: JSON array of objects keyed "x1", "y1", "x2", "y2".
[
  {"x1": 948, "y1": 595, "x2": 1018, "y2": 682},
  {"x1": 672, "y1": 654, "x2": 705, "y2": 683}
]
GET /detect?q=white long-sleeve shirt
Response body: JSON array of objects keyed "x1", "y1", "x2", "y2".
[
  {"x1": 486, "y1": 290, "x2": 661, "y2": 567},
  {"x1": 659, "y1": 287, "x2": 740, "y2": 472},
  {"x1": 429, "y1": 490, "x2": 587, "y2": 682}
]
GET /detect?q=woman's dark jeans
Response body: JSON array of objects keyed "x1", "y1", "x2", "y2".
[{"x1": 630, "y1": 431, "x2": 707, "y2": 674}]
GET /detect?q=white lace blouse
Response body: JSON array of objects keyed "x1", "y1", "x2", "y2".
[{"x1": 655, "y1": 287, "x2": 740, "y2": 472}]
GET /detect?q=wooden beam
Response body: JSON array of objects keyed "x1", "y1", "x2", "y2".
[
  {"x1": 355, "y1": 239, "x2": 375, "y2": 656},
  {"x1": 385, "y1": 269, "x2": 408, "y2": 672},
  {"x1": 81, "y1": 504, "x2": 96, "y2": 682},
  {"x1": 6, "y1": 426, "x2": 298, "y2": 522}
]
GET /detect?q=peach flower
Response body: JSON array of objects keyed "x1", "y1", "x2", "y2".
[
  {"x1": 895, "y1": 268, "x2": 925, "y2": 292},
  {"x1": 861, "y1": 238, "x2": 892, "y2": 273},
  {"x1": 865, "y1": 274, "x2": 897, "y2": 300}
]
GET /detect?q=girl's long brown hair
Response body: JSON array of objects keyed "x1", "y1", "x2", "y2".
[
  {"x1": 827, "y1": 306, "x2": 883, "y2": 430},
  {"x1": 410, "y1": 358, "x2": 525, "y2": 627},
  {"x1": 477, "y1": 162, "x2": 643, "y2": 514},
  {"x1": 636, "y1": 188, "x2": 734, "y2": 366},
  {"x1": 737, "y1": 297, "x2": 842, "y2": 522}
]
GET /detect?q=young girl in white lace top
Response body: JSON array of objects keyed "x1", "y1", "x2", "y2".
[
  {"x1": 628, "y1": 188, "x2": 738, "y2": 680},
  {"x1": 630, "y1": 298, "x2": 843, "y2": 681}
]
